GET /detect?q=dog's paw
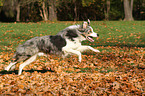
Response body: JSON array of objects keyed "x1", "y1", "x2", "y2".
[
  {"x1": 78, "y1": 56, "x2": 82, "y2": 62},
  {"x1": 78, "y1": 59, "x2": 81, "y2": 62},
  {"x1": 93, "y1": 49, "x2": 100, "y2": 53},
  {"x1": 4, "y1": 67, "x2": 9, "y2": 71},
  {"x1": 38, "y1": 52, "x2": 47, "y2": 56},
  {"x1": 9, "y1": 65, "x2": 16, "y2": 71}
]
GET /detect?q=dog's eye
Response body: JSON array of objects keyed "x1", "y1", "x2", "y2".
[{"x1": 88, "y1": 29, "x2": 92, "y2": 34}]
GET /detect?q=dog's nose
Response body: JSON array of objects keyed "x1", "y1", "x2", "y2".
[{"x1": 97, "y1": 34, "x2": 99, "y2": 37}]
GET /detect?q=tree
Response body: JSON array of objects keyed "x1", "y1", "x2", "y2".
[
  {"x1": 15, "y1": 0, "x2": 39, "y2": 22},
  {"x1": 2, "y1": 0, "x2": 16, "y2": 21},
  {"x1": 48, "y1": 0, "x2": 57, "y2": 21},
  {"x1": 1, "y1": 0, "x2": 144, "y2": 21},
  {"x1": 133, "y1": 0, "x2": 145, "y2": 20},
  {"x1": 82, "y1": 0, "x2": 109, "y2": 20},
  {"x1": 39, "y1": 0, "x2": 48, "y2": 21},
  {"x1": 123, "y1": 0, "x2": 134, "y2": 21},
  {"x1": 73, "y1": 0, "x2": 78, "y2": 21},
  {"x1": 0, "y1": 0, "x2": 5, "y2": 6},
  {"x1": 15, "y1": 0, "x2": 20, "y2": 22},
  {"x1": 82, "y1": 0, "x2": 95, "y2": 7},
  {"x1": 104, "y1": 0, "x2": 110, "y2": 20}
]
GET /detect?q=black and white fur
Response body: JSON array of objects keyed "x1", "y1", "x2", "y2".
[{"x1": 5, "y1": 19, "x2": 100, "y2": 75}]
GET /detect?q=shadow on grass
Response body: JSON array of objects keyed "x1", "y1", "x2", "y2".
[{"x1": 0, "y1": 69, "x2": 55, "y2": 75}]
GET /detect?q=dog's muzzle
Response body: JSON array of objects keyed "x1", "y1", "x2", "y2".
[
  {"x1": 81, "y1": 32, "x2": 99, "y2": 42},
  {"x1": 86, "y1": 36, "x2": 94, "y2": 42},
  {"x1": 82, "y1": 33, "x2": 99, "y2": 42}
]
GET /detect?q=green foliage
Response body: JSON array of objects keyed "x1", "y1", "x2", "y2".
[
  {"x1": 109, "y1": 0, "x2": 124, "y2": 20},
  {"x1": 0, "y1": 0, "x2": 145, "y2": 21},
  {"x1": 0, "y1": 0, "x2": 4, "y2": 6},
  {"x1": 82, "y1": 0, "x2": 95, "y2": 7}
]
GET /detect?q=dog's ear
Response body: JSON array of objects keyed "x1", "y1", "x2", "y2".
[
  {"x1": 82, "y1": 21, "x2": 88, "y2": 29},
  {"x1": 88, "y1": 19, "x2": 90, "y2": 25},
  {"x1": 82, "y1": 19, "x2": 90, "y2": 28}
]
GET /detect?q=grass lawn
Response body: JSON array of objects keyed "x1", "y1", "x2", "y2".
[
  {"x1": 0, "y1": 21, "x2": 145, "y2": 72},
  {"x1": 0, "y1": 21, "x2": 145, "y2": 52},
  {"x1": 0, "y1": 21, "x2": 145, "y2": 95}
]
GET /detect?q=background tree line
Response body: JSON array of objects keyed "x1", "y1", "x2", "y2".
[{"x1": 0, "y1": 0, "x2": 144, "y2": 22}]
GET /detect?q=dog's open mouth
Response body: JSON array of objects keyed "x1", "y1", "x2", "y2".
[{"x1": 86, "y1": 36, "x2": 94, "y2": 42}]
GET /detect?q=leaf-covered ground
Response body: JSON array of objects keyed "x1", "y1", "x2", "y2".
[
  {"x1": 0, "y1": 21, "x2": 145, "y2": 95},
  {"x1": 0, "y1": 46, "x2": 145, "y2": 95}
]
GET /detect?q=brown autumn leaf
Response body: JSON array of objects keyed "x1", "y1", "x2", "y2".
[{"x1": 0, "y1": 46, "x2": 145, "y2": 95}]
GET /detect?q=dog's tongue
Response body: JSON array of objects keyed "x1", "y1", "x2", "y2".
[{"x1": 87, "y1": 37, "x2": 94, "y2": 42}]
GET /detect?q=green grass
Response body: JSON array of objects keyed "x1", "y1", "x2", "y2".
[
  {"x1": 90, "y1": 21, "x2": 145, "y2": 47},
  {"x1": 0, "y1": 21, "x2": 145, "y2": 52},
  {"x1": 0, "y1": 21, "x2": 145, "y2": 74}
]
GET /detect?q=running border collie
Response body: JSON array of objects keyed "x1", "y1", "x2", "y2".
[{"x1": 5, "y1": 19, "x2": 100, "y2": 75}]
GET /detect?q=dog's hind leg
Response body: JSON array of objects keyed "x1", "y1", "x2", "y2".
[
  {"x1": 5, "y1": 62, "x2": 17, "y2": 71},
  {"x1": 18, "y1": 54, "x2": 37, "y2": 75}
]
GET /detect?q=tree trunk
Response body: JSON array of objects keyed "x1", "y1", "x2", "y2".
[
  {"x1": 16, "y1": 4, "x2": 20, "y2": 22},
  {"x1": 49, "y1": 0, "x2": 57, "y2": 21},
  {"x1": 106, "y1": 0, "x2": 110, "y2": 20},
  {"x1": 124, "y1": 0, "x2": 134, "y2": 21},
  {"x1": 45, "y1": 1, "x2": 49, "y2": 20},
  {"x1": 73, "y1": 0, "x2": 78, "y2": 21},
  {"x1": 39, "y1": 8, "x2": 44, "y2": 20},
  {"x1": 130, "y1": 0, "x2": 133, "y2": 15},
  {"x1": 104, "y1": 0, "x2": 110, "y2": 20},
  {"x1": 42, "y1": 0, "x2": 48, "y2": 21}
]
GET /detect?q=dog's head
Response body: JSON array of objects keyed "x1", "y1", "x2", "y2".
[{"x1": 78, "y1": 19, "x2": 99, "y2": 42}]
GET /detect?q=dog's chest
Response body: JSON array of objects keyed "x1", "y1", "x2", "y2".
[{"x1": 64, "y1": 38, "x2": 81, "y2": 49}]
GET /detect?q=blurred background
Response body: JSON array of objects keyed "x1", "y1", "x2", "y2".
[{"x1": 0, "y1": 0, "x2": 144, "y2": 22}]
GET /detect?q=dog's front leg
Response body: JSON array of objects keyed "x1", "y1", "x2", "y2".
[
  {"x1": 63, "y1": 48, "x2": 82, "y2": 62},
  {"x1": 76, "y1": 45, "x2": 100, "y2": 53}
]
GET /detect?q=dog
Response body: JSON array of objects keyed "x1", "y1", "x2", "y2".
[{"x1": 5, "y1": 19, "x2": 100, "y2": 75}]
